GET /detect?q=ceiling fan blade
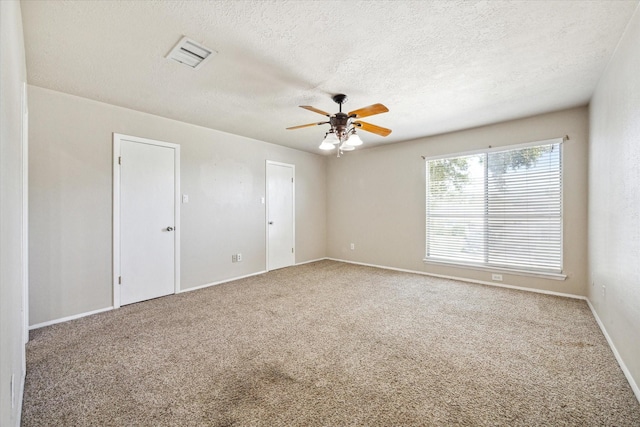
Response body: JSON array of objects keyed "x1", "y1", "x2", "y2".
[
  {"x1": 348, "y1": 103, "x2": 389, "y2": 119},
  {"x1": 354, "y1": 121, "x2": 392, "y2": 137},
  {"x1": 299, "y1": 105, "x2": 331, "y2": 117},
  {"x1": 286, "y1": 121, "x2": 329, "y2": 130}
]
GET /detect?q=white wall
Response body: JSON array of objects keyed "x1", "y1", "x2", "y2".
[
  {"x1": 0, "y1": 1, "x2": 28, "y2": 425},
  {"x1": 327, "y1": 106, "x2": 589, "y2": 296},
  {"x1": 28, "y1": 86, "x2": 326, "y2": 325},
  {"x1": 589, "y1": 6, "x2": 640, "y2": 397}
]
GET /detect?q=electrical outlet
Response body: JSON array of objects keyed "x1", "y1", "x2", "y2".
[
  {"x1": 491, "y1": 274, "x2": 503, "y2": 281},
  {"x1": 232, "y1": 254, "x2": 237, "y2": 263},
  {"x1": 237, "y1": 253, "x2": 242, "y2": 262},
  {"x1": 350, "y1": 243, "x2": 355, "y2": 250}
]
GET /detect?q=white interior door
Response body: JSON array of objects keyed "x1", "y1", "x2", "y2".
[
  {"x1": 267, "y1": 162, "x2": 295, "y2": 270},
  {"x1": 116, "y1": 135, "x2": 179, "y2": 306}
]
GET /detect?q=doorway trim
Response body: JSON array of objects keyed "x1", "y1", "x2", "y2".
[
  {"x1": 265, "y1": 160, "x2": 295, "y2": 271},
  {"x1": 22, "y1": 83, "x2": 29, "y2": 346},
  {"x1": 113, "y1": 133, "x2": 181, "y2": 308}
]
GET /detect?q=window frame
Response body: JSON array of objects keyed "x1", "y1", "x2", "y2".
[{"x1": 423, "y1": 137, "x2": 566, "y2": 280}]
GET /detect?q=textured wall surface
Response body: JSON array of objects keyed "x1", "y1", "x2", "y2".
[
  {"x1": 589, "y1": 6, "x2": 640, "y2": 397},
  {"x1": 28, "y1": 86, "x2": 326, "y2": 326},
  {"x1": 327, "y1": 107, "x2": 589, "y2": 296},
  {"x1": 0, "y1": 1, "x2": 28, "y2": 425}
]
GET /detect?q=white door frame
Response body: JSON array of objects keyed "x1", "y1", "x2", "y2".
[
  {"x1": 113, "y1": 133, "x2": 181, "y2": 308},
  {"x1": 265, "y1": 160, "x2": 295, "y2": 271},
  {"x1": 22, "y1": 82, "x2": 29, "y2": 348}
]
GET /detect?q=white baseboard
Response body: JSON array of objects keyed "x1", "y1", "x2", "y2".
[
  {"x1": 295, "y1": 257, "x2": 328, "y2": 266},
  {"x1": 586, "y1": 299, "x2": 640, "y2": 403},
  {"x1": 29, "y1": 306, "x2": 114, "y2": 330},
  {"x1": 178, "y1": 270, "x2": 268, "y2": 294},
  {"x1": 327, "y1": 258, "x2": 585, "y2": 300},
  {"x1": 17, "y1": 369, "x2": 25, "y2": 427},
  {"x1": 29, "y1": 269, "x2": 275, "y2": 329},
  {"x1": 180, "y1": 259, "x2": 328, "y2": 295}
]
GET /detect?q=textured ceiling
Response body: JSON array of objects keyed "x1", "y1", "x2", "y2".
[{"x1": 21, "y1": 0, "x2": 638, "y2": 154}]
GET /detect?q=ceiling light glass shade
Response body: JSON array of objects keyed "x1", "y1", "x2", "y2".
[
  {"x1": 324, "y1": 131, "x2": 340, "y2": 145},
  {"x1": 319, "y1": 140, "x2": 336, "y2": 150},
  {"x1": 339, "y1": 144, "x2": 355, "y2": 151},
  {"x1": 345, "y1": 133, "x2": 363, "y2": 146}
]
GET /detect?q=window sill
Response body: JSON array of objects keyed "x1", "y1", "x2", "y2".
[{"x1": 422, "y1": 259, "x2": 567, "y2": 281}]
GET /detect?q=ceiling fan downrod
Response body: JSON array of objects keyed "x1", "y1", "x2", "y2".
[
  {"x1": 329, "y1": 94, "x2": 351, "y2": 142},
  {"x1": 332, "y1": 94, "x2": 348, "y2": 112}
]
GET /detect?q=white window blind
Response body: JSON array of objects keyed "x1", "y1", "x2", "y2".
[{"x1": 425, "y1": 141, "x2": 562, "y2": 274}]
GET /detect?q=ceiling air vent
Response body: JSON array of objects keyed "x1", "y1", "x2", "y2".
[{"x1": 165, "y1": 36, "x2": 216, "y2": 70}]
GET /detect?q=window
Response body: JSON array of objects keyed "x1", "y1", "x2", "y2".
[{"x1": 425, "y1": 139, "x2": 563, "y2": 275}]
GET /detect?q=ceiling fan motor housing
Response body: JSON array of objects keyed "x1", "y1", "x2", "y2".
[{"x1": 330, "y1": 113, "x2": 351, "y2": 139}]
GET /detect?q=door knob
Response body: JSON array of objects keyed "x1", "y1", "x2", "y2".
[
  {"x1": 166, "y1": 226, "x2": 174, "y2": 231},
  {"x1": 268, "y1": 221, "x2": 273, "y2": 225}
]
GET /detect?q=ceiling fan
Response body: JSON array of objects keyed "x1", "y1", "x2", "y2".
[{"x1": 287, "y1": 94, "x2": 391, "y2": 155}]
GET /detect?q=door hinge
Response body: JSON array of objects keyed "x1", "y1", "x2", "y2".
[
  {"x1": 291, "y1": 177, "x2": 294, "y2": 183},
  {"x1": 118, "y1": 156, "x2": 122, "y2": 165},
  {"x1": 118, "y1": 276, "x2": 122, "y2": 285},
  {"x1": 292, "y1": 248, "x2": 294, "y2": 253}
]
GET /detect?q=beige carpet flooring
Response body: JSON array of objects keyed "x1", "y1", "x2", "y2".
[{"x1": 22, "y1": 260, "x2": 640, "y2": 426}]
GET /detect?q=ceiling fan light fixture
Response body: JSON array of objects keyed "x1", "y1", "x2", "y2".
[
  {"x1": 339, "y1": 144, "x2": 355, "y2": 152},
  {"x1": 319, "y1": 142, "x2": 336, "y2": 150},
  {"x1": 324, "y1": 131, "x2": 340, "y2": 145},
  {"x1": 345, "y1": 132, "x2": 363, "y2": 147},
  {"x1": 319, "y1": 136, "x2": 336, "y2": 150}
]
